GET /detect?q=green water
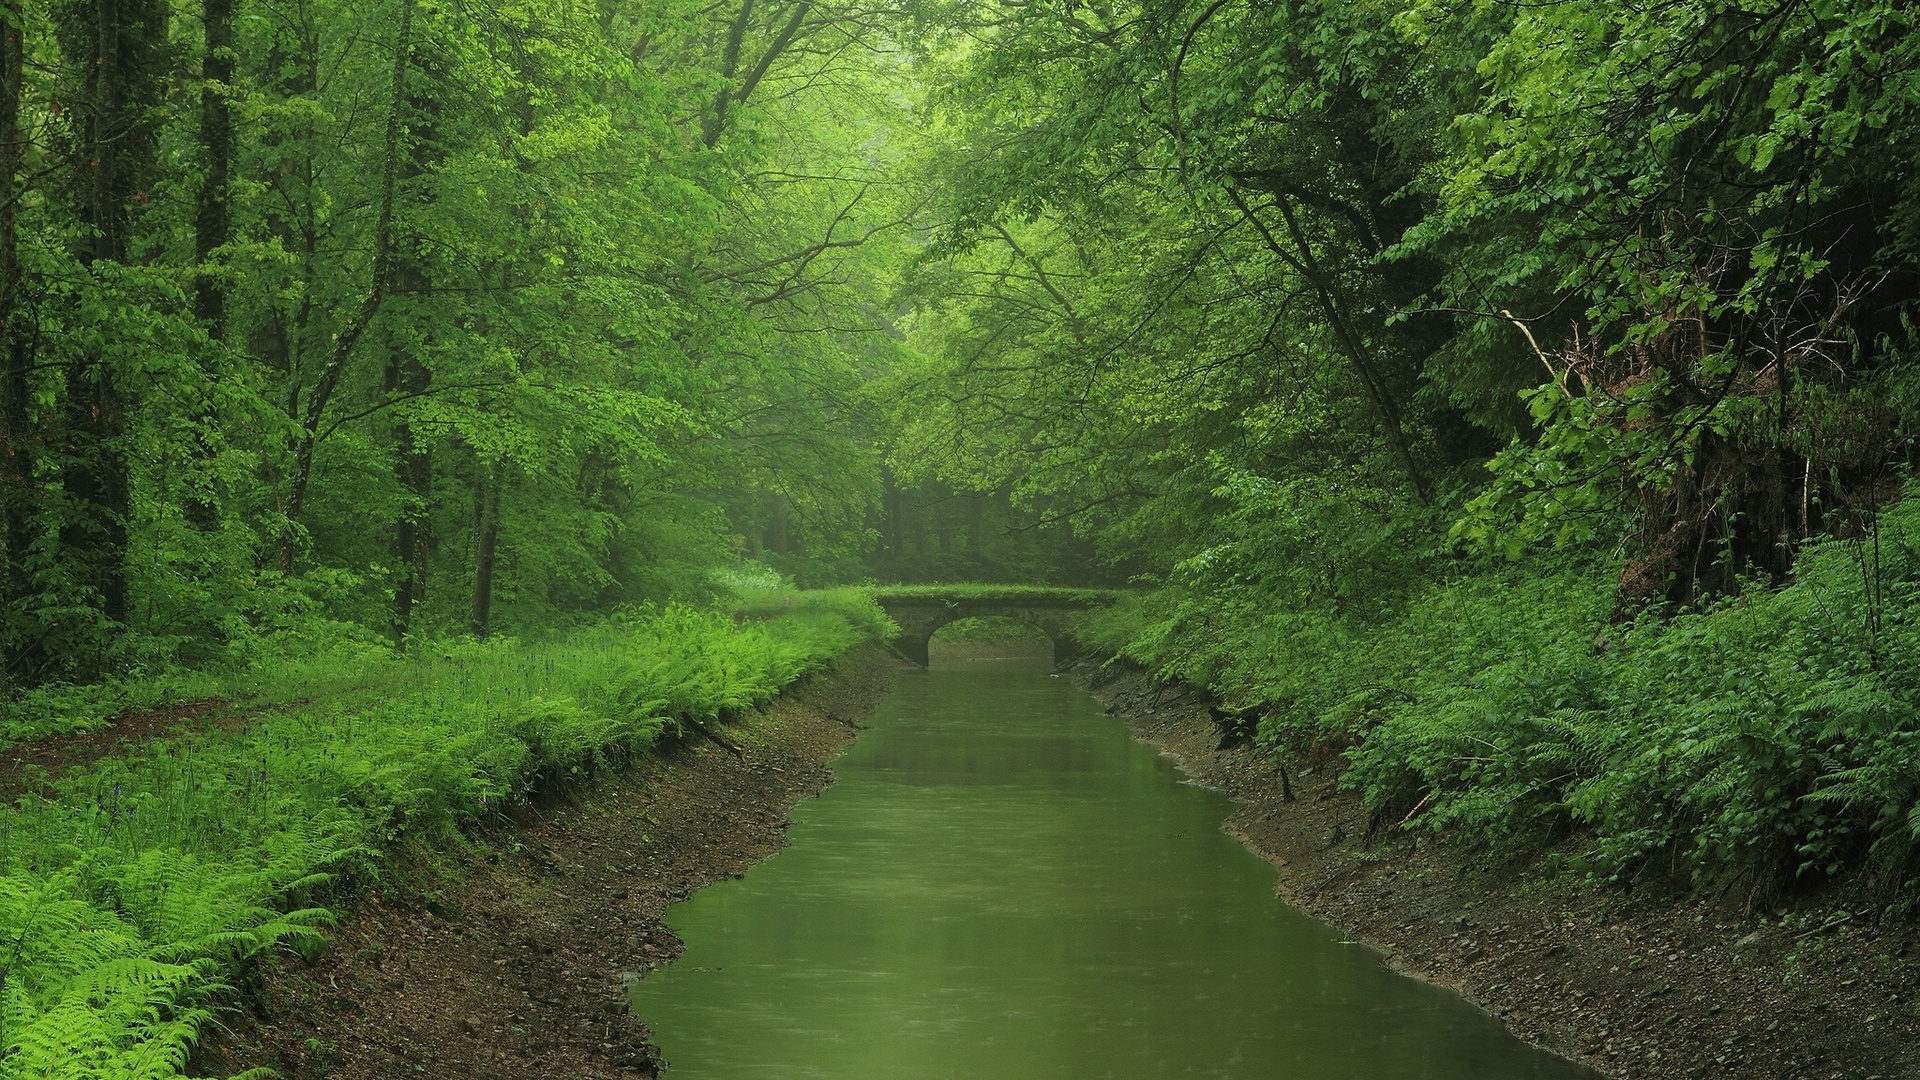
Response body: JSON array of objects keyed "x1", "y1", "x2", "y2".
[{"x1": 631, "y1": 658, "x2": 1596, "y2": 1080}]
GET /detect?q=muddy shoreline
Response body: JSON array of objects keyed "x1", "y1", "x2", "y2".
[
  {"x1": 1079, "y1": 662, "x2": 1920, "y2": 1080},
  {"x1": 190, "y1": 643, "x2": 903, "y2": 1079}
]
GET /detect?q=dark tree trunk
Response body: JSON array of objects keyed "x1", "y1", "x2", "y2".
[
  {"x1": 386, "y1": 348, "x2": 431, "y2": 647},
  {"x1": 58, "y1": 376, "x2": 131, "y2": 626},
  {"x1": 470, "y1": 461, "x2": 500, "y2": 640},
  {"x1": 178, "y1": 0, "x2": 234, "y2": 535},
  {"x1": 385, "y1": 7, "x2": 443, "y2": 649},
  {"x1": 55, "y1": 0, "x2": 167, "y2": 639},
  {"x1": 0, "y1": 0, "x2": 31, "y2": 680},
  {"x1": 194, "y1": 0, "x2": 231, "y2": 329}
]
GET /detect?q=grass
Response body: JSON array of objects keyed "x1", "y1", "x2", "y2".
[
  {"x1": 0, "y1": 570, "x2": 903, "y2": 752},
  {"x1": 0, "y1": 588, "x2": 893, "y2": 1079}
]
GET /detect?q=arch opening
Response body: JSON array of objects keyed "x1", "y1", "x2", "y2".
[{"x1": 926, "y1": 616, "x2": 1054, "y2": 666}]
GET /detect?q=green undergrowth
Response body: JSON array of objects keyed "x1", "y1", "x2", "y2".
[
  {"x1": 0, "y1": 573, "x2": 891, "y2": 752},
  {"x1": 0, "y1": 591, "x2": 891, "y2": 1079},
  {"x1": 0, "y1": 675, "x2": 215, "y2": 749},
  {"x1": 1087, "y1": 489, "x2": 1920, "y2": 909},
  {"x1": 716, "y1": 563, "x2": 808, "y2": 620}
]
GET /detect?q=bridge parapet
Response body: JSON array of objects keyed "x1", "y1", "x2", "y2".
[{"x1": 866, "y1": 586, "x2": 1122, "y2": 667}]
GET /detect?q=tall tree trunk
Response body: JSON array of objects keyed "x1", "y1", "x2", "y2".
[
  {"x1": 386, "y1": 345, "x2": 430, "y2": 647},
  {"x1": 57, "y1": 0, "x2": 166, "y2": 638},
  {"x1": 470, "y1": 460, "x2": 500, "y2": 640},
  {"x1": 0, "y1": 0, "x2": 30, "y2": 681},
  {"x1": 194, "y1": 0, "x2": 231, "y2": 329},
  {"x1": 385, "y1": 6, "x2": 443, "y2": 649},
  {"x1": 58, "y1": 377, "x2": 131, "y2": 626},
  {"x1": 178, "y1": 0, "x2": 233, "y2": 535}
]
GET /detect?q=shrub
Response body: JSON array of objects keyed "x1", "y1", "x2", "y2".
[{"x1": 1100, "y1": 483, "x2": 1920, "y2": 902}]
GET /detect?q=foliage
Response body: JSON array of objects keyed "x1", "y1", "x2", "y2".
[
  {"x1": 5, "y1": 3, "x2": 1920, "y2": 1070},
  {"x1": 894, "y1": 0, "x2": 1920, "y2": 913},
  {"x1": 0, "y1": 0, "x2": 925, "y2": 685},
  {"x1": 0, "y1": 601, "x2": 888, "y2": 1077},
  {"x1": 1090, "y1": 482, "x2": 1920, "y2": 903}
]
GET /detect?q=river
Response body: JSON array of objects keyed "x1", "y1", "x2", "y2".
[{"x1": 629, "y1": 654, "x2": 1597, "y2": 1079}]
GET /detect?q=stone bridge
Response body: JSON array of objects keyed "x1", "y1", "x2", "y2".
[{"x1": 869, "y1": 586, "x2": 1122, "y2": 667}]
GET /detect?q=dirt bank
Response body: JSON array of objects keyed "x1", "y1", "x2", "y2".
[
  {"x1": 0, "y1": 697, "x2": 237, "y2": 801},
  {"x1": 1082, "y1": 663, "x2": 1919, "y2": 1080},
  {"x1": 190, "y1": 644, "x2": 902, "y2": 1080}
]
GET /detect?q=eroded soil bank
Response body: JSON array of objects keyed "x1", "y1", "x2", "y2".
[
  {"x1": 1081, "y1": 663, "x2": 1919, "y2": 1080},
  {"x1": 190, "y1": 644, "x2": 902, "y2": 1080}
]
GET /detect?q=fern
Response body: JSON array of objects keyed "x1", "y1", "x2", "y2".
[{"x1": 0, "y1": 601, "x2": 886, "y2": 1079}]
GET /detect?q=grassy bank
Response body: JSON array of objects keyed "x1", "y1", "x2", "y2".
[
  {"x1": 0, "y1": 591, "x2": 891, "y2": 1079},
  {"x1": 1085, "y1": 491, "x2": 1920, "y2": 911}
]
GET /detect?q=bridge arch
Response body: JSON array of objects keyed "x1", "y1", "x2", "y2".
[{"x1": 868, "y1": 587, "x2": 1120, "y2": 668}]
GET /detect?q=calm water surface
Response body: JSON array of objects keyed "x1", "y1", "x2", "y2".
[{"x1": 630, "y1": 656, "x2": 1596, "y2": 1080}]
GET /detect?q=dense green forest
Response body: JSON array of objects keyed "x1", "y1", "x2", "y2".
[
  {"x1": 0, "y1": 0, "x2": 951, "y2": 687},
  {"x1": 3, "y1": 0, "x2": 1920, "y2": 1071}
]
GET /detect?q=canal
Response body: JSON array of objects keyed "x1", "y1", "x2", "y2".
[{"x1": 630, "y1": 653, "x2": 1597, "y2": 1079}]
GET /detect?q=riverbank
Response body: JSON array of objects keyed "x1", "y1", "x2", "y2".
[
  {"x1": 189, "y1": 642, "x2": 902, "y2": 1078},
  {"x1": 0, "y1": 596, "x2": 893, "y2": 1075},
  {"x1": 1081, "y1": 663, "x2": 1920, "y2": 1080}
]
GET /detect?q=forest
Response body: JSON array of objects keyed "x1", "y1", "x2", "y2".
[{"x1": 0, "y1": 0, "x2": 1918, "y2": 1073}]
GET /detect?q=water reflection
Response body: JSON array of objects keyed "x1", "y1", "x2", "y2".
[{"x1": 631, "y1": 656, "x2": 1596, "y2": 1080}]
